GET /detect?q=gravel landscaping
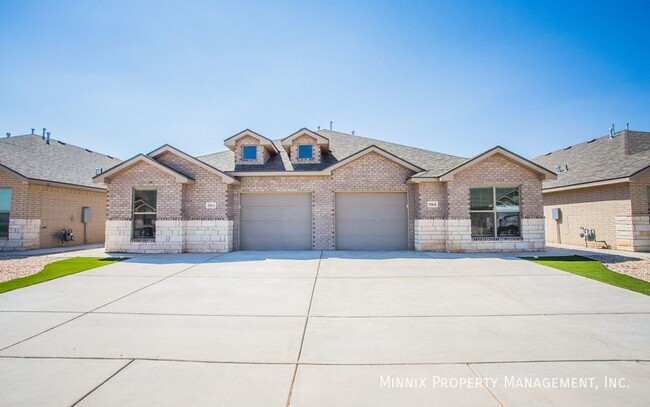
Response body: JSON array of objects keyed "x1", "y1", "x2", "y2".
[
  {"x1": 589, "y1": 254, "x2": 650, "y2": 283},
  {"x1": 0, "y1": 256, "x2": 62, "y2": 283}
]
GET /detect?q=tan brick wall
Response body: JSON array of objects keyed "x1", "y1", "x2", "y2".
[
  {"x1": 447, "y1": 154, "x2": 544, "y2": 219},
  {"x1": 289, "y1": 134, "x2": 321, "y2": 164},
  {"x1": 156, "y1": 152, "x2": 229, "y2": 219},
  {"x1": 543, "y1": 183, "x2": 632, "y2": 249},
  {"x1": 233, "y1": 135, "x2": 270, "y2": 165},
  {"x1": 629, "y1": 168, "x2": 650, "y2": 216},
  {"x1": 106, "y1": 161, "x2": 183, "y2": 220},
  {"x1": 1, "y1": 167, "x2": 107, "y2": 249},
  {"x1": 28, "y1": 184, "x2": 106, "y2": 248},
  {"x1": 416, "y1": 182, "x2": 448, "y2": 218},
  {"x1": 0, "y1": 168, "x2": 29, "y2": 218},
  {"x1": 232, "y1": 152, "x2": 416, "y2": 250}
]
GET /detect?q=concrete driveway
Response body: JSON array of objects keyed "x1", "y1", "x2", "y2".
[{"x1": 1, "y1": 251, "x2": 649, "y2": 406}]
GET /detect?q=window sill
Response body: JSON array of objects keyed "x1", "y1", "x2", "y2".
[
  {"x1": 131, "y1": 238, "x2": 156, "y2": 243},
  {"x1": 472, "y1": 237, "x2": 523, "y2": 241}
]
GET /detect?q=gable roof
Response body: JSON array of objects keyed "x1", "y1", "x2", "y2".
[
  {"x1": 280, "y1": 128, "x2": 329, "y2": 153},
  {"x1": 432, "y1": 146, "x2": 556, "y2": 182},
  {"x1": 93, "y1": 154, "x2": 194, "y2": 184},
  {"x1": 532, "y1": 130, "x2": 650, "y2": 191},
  {"x1": 199, "y1": 129, "x2": 467, "y2": 175},
  {"x1": 223, "y1": 129, "x2": 279, "y2": 154},
  {"x1": 0, "y1": 134, "x2": 121, "y2": 190},
  {"x1": 148, "y1": 144, "x2": 238, "y2": 184},
  {"x1": 325, "y1": 145, "x2": 423, "y2": 174}
]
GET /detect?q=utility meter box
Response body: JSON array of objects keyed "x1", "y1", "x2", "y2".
[
  {"x1": 81, "y1": 207, "x2": 92, "y2": 223},
  {"x1": 551, "y1": 208, "x2": 561, "y2": 220}
]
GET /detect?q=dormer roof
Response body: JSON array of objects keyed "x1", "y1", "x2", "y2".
[
  {"x1": 224, "y1": 129, "x2": 279, "y2": 154},
  {"x1": 280, "y1": 128, "x2": 329, "y2": 154}
]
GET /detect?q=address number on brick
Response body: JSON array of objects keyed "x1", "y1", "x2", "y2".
[
  {"x1": 205, "y1": 202, "x2": 217, "y2": 209},
  {"x1": 427, "y1": 201, "x2": 439, "y2": 208}
]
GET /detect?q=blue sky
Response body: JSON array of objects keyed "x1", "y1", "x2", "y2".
[{"x1": 1, "y1": 0, "x2": 649, "y2": 160}]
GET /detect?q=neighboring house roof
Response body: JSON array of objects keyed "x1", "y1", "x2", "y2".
[
  {"x1": 199, "y1": 129, "x2": 467, "y2": 176},
  {"x1": 0, "y1": 134, "x2": 121, "y2": 190},
  {"x1": 532, "y1": 130, "x2": 650, "y2": 191},
  {"x1": 93, "y1": 154, "x2": 194, "y2": 184}
]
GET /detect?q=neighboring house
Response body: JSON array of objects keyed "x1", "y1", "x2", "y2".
[
  {"x1": 0, "y1": 132, "x2": 121, "y2": 250},
  {"x1": 533, "y1": 129, "x2": 650, "y2": 252},
  {"x1": 93, "y1": 128, "x2": 555, "y2": 253}
]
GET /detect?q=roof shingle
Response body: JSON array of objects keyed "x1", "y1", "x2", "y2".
[
  {"x1": 532, "y1": 130, "x2": 650, "y2": 190},
  {"x1": 199, "y1": 129, "x2": 467, "y2": 175},
  {"x1": 0, "y1": 134, "x2": 121, "y2": 189}
]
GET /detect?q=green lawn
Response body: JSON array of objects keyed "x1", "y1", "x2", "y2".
[
  {"x1": 0, "y1": 257, "x2": 124, "y2": 294},
  {"x1": 524, "y1": 256, "x2": 650, "y2": 296}
]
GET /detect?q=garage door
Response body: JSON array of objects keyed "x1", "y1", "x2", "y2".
[
  {"x1": 240, "y1": 193, "x2": 312, "y2": 250},
  {"x1": 335, "y1": 192, "x2": 408, "y2": 250}
]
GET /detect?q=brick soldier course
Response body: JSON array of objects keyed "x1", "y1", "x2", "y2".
[{"x1": 94, "y1": 128, "x2": 555, "y2": 253}]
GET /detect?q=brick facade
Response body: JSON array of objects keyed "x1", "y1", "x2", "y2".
[
  {"x1": 542, "y1": 168, "x2": 650, "y2": 251},
  {"x1": 101, "y1": 147, "x2": 549, "y2": 253},
  {"x1": 0, "y1": 167, "x2": 107, "y2": 251},
  {"x1": 413, "y1": 154, "x2": 546, "y2": 252},
  {"x1": 543, "y1": 183, "x2": 631, "y2": 249},
  {"x1": 233, "y1": 135, "x2": 271, "y2": 165},
  {"x1": 288, "y1": 134, "x2": 321, "y2": 164}
]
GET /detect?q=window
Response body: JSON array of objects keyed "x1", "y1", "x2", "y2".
[
  {"x1": 298, "y1": 144, "x2": 313, "y2": 159},
  {"x1": 133, "y1": 189, "x2": 157, "y2": 239},
  {"x1": 0, "y1": 188, "x2": 11, "y2": 239},
  {"x1": 470, "y1": 186, "x2": 520, "y2": 238},
  {"x1": 242, "y1": 145, "x2": 257, "y2": 161}
]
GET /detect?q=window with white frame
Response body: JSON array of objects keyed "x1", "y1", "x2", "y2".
[
  {"x1": 0, "y1": 188, "x2": 11, "y2": 238},
  {"x1": 133, "y1": 189, "x2": 157, "y2": 239},
  {"x1": 470, "y1": 186, "x2": 520, "y2": 238}
]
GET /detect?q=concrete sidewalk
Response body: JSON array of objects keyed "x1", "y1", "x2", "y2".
[{"x1": 0, "y1": 251, "x2": 649, "y2": 406}]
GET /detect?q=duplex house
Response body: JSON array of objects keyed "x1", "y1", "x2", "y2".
[
  {"x1": 0, "y1": 132, "x2": 121, "y2": 250},
  {"x1": 93, "y1": 128, "x2": 555, "y2": 253},
  {"x1": 533, "y1": 129, "x2": 650, "y2": 252}
]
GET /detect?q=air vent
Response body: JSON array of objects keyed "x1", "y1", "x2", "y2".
[
  {"x1": 587, "y1": 139, "x2": 596, "y2": 143},
  {"x1": 107, "y1": 155, "x2": 114, "y2": 159},
  {"x1": 564, "y1": 146, "x2": 572, "y2": 150},
  {"x1": 545, "y1": 152, "x2": 552, "y2": 156},
  {"x1": 57, "y1": 140, "x2": 66, "y2": 145},
  {"x1": 85, "y1": 148, "x2": 92, "y2": 153}
]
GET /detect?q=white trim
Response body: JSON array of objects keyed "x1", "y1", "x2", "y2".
[
  {"x1": 223, "y1": 129, "x2": 279, "y2": 154},
  {"x1": 325, "y1": 145, "x2": 422, "y2": 173},
  {"x1": 280, "y1": 128, "x2": 329, "y2": 146},
  {"x1": 438, "y1": 146, "x2": 557, "y2": 181},
  {"x1": 93, "y1": 154, "x2": 193, "y2": 184},
  {"x1": 148, "y1": 145, "x2": 239, "y2": 184},
  {"x1": 542, "y1": 177, "x2": 631, "y2": 193}
]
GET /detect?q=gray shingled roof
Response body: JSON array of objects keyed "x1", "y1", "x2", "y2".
[
  {"x1": 198, "y1": 129, "x2": 467, "y2": 175},
  {"x1": 0, "y1": 134, "x2": 122, "y2": 189},
  {"x1": 532, "y1": 130, "x2": 650, "y2": 190}
]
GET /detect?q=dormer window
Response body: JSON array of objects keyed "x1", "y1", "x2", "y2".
[
  {"x1": 242, "y1": 145, "x2": 257, "y2": 161},
  {"x1": 298, "y1": 144, "x2": 313, "y2": 160}
]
